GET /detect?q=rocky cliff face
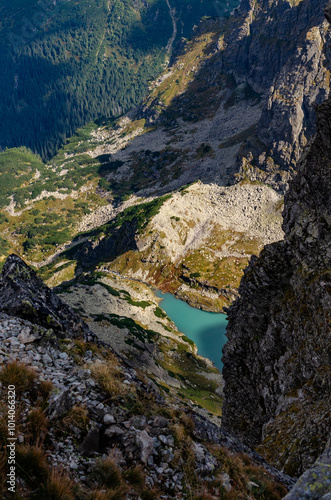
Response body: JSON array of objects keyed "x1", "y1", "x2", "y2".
[
  {"x1": 218, "y1": 0, "x2": 331, "y2": 190},
  {"x1": 2, "y1": 0, "x2": 331, "y2": 317},
  {"x1": 222, "y1": 3, "x2": 331, "y2": 478}
]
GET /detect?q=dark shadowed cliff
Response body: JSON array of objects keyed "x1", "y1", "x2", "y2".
[
  {"x1": 222, "y1": 1, "x2": 331, "y2": 479},
  {"x1": 0, "y1": 254, "x2": 96, "y2": 341}
]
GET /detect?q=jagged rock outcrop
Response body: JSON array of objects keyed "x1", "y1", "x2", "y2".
[
  {"x1": 132, "y1": 0, "x2": 331, "y2": 192},
  {"x1": 222, "y1": 3, "x2": 331, "y2": 478},
  {"x1": 0, "y1": 254, "x2": 96, "y2": 341},
  {"x1": 284, "y1": 440, "x2": 331, "y2": 499},
  {"x1": 218, "y1": 0, "x2": 331, "y2": 189}
]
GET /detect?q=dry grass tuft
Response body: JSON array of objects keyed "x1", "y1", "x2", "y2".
[
  {"x1": 207, "y1": 447, "x2": 288, "y2": 499},
  {"x1": 73, "y1": 338, "x2": 99, "y2": 358},
  {"x1": 39, "y1": 379, "x2": 54, "y2": 402},
  {"x1": 26, "y1": 408, "x2": 48, "y2": 445},
  {"x1": 124, "y1": 465, "x2": 145, "y2": 488},
  {"x1": 106, "y1": 487, "x2": 129, "y2": 500},
  {"x1": 90, "y1": 361, "x2": 127, "y2": 397},
  {"x1": 93, "y1": 457, "x2": 123, "y2": 489},
  {"x1": 179, "y1": 411, "x2": 195, "y2": 431},
  {"x1": 63, "y1": 405, "x2": 90, "y2": 431},
  {"x1": 88, "y1": 491, "x2": 110, "y2": 500},
  {"x1": 193, "y1": 490, "x2": 219, "y2": 500},
  {"x1": 33, "y1": 469, "x2": 76, "y2": 500},
  {"x1": 90, "y1": 456, "x2": 129, "y2": 499},
  {"x1": 140, "y1": 489, "x2": 161, "y2": 500},
  {"x1": 15, "y1": 445, "x2": 48, "y2": 487},
  {"x1": 171, "y1": 423, "x2": 187, "y2": 444},
  {"x1": 0, "y1": 361, "x2": 37, "y2": 395}
]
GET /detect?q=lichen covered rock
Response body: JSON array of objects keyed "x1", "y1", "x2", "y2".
[
  {"x1": 284, "y1": 442, "x2": 331, "y2": 499},
  {"x1": 220, "y1": 0, "x2": 331, "y2": 190}
]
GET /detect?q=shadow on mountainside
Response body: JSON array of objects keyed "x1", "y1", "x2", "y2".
[{"x1": 94, "y1": 0, "x2": 329, "y2": 199}]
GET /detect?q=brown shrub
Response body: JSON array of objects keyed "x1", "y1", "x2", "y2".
[
  {"x1": 33, "y1": 469, "x2": 76, "y2": 500},
  {"x1": 62, "y1": 405, "x2": 89, "y2": 431},
  {"x1": 124, "y1": 465, "x2": 145, "y2": 489},
  {"x1": 39, "y1": 380, "x2": 54, "y2": 402},
  {"x1": 93, "y1": 457, "x2": 123, "y2": 489},
  {"x1": 15, "y1": 445, "x2": 48, "y2": 487},
  {"x1": 26, "y1": 408, "x2": 48, "y2": 445}
]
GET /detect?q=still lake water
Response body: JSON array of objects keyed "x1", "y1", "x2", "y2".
[{"x1": 156, "y1": 292, "x2": 228, "y2": 372}]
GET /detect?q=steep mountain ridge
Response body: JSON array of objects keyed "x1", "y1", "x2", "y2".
[
  {"x1": 0, "y1": 1, "x2": 330, "y2": 497},
  {"x1": 0, "y1": 254, "x2": 225, "y2": 419},
  {"x1": 0, "y1": 254, "x2": 96, "y2": 341},
  {"x1": 222, "y1": 3, "x2": 331, "y2": 478},
  {"x1": 132, "y1": 0, "x2": 331, "y2": 190},
  {"x1": 69, "y1": 181, "x2": 283, "y2": 311},
  {"x1": 2, "y1": 0, "x2": 330, "y2": 180},
  {"x1": 242, "y1": 0, "x2": 331, "y2": 187},
  {"x1": 0, "y1": 16, "x2": 285, "y2": 312}
]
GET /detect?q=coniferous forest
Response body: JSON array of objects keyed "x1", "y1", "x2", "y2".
[{"x1": 0, "y1": 0, "x2": 228, "y2": 160}]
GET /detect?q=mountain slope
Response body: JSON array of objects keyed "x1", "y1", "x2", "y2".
[
  {"x1": 0, "y1": 16, "x2": 284, "y2": 312},
  {"x1": 1, "y1": 0, "x2": 330, "y2": 314},
  {"x1": 0, "y1": 254, "x2": 293, "y2": 499},
  {"x1": 0, "y1": 0, "x2": 236, "y2": 159},
  {"x1": 219, "y1": 0, "x2": 331, "y2": 188}
]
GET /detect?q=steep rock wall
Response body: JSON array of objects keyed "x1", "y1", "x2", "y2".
[
  {"x1": 221, "y1": 3, "x2": 331, "y2": 477},
  {"x1": 0, "y1": 254, "x2": 96, "y2": 341},
  {"x1": 219, "y1": 0, "x2": 331, "y2": 189}
]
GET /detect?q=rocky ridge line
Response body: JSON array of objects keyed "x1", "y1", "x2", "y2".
[
  {"x1": 220, "y1": 0, "x2": 331, "y2": 189},
  {"x1": 0, "y1": 254, "x2": 96, "y2": 342}
]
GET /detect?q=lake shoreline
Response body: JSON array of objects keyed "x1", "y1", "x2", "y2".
[{"x1": 156, "y1": 290, "x2": 228, "y2": 372}]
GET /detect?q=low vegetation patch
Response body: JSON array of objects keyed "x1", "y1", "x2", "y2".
[
  {"x1": 154, "y1": 307, "x2": 167, "y2": 318},
  {"x1": 90, "y1": 359, "x2": 127, "y2": 398},
  {"x1": 0, "y1": 361, "x2": 37, "y2": 396}
]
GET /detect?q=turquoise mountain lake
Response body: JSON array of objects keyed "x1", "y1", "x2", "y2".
[{"x1": 156, "y1": 292, "x2": 228, "y2": 371}]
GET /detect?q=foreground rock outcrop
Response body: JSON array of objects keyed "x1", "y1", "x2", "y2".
[
  {"x1": 222, "y1": 1, "x2": 331, "y2": 480},
  {"x1": 0, "y1": 254, "x2": 96, "y2": 341},
  {"x1": 284, "y1": 441, "x2": 331, "y2": 499}
]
